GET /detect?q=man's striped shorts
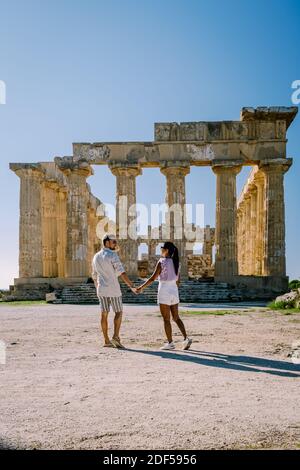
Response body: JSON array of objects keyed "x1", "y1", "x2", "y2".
[{"x1": 98, "y1": 296, "x2": 123, "y2": 313}]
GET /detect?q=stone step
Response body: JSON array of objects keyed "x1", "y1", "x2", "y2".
[{"x1": 58, "y1": 280, "x2": 244, "y2": 304}]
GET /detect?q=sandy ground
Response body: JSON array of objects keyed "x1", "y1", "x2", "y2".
[{"x1": 0, "y1": 303, "x2": 300, "y2": 450}]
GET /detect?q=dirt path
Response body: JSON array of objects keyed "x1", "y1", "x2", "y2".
[{"x1": 0, "y1": 304, "x2": 300, "y2": 450}]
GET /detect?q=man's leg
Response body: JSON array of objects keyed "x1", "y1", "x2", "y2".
[
  {"x1": 113, "y1": 311, "x2": 123, "y2": 340},
  {"x1": 111, "y1": 297, "x2": 124, "y2": 348},
  {"x1": 101, "y1": 311, "x2": 112, "y2": 345},
  {"x1": 99, "y1": 297, "x2": 111, "y2": 345}
]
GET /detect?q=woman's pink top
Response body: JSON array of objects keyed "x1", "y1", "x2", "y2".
[{"x1": 158, "y1": 257, "x2": 179, "y2": 281}]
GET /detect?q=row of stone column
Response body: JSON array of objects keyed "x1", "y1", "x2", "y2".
[
  {"x1": 12, "y1": 155, "x2": 291, "y2": 282},
  {"x1": 237, "y1": 158, "x2": 292, "y2": 277},
  {"x1": 11, "y1": 162, "x2": 101, "y2": 280},
  {"x1": 109, "y1": 161, "x2": 191, "y2": 277}
]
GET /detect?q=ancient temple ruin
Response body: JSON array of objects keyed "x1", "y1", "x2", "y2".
[{"x1": 7, "y1": 106, "x2": 298, "y2": 302}]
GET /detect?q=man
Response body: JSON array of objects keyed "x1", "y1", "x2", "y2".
[{"x1": 92, "y1": 234, "x2": 136, "y2": 348}]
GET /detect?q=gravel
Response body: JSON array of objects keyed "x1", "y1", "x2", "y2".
[{"x1": 0, "y1": 304, "x2": 300, "y2": 450}]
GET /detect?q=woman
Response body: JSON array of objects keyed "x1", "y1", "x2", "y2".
[{"x1": 136, "y1": 241, "x2": 192, "y2": 351}]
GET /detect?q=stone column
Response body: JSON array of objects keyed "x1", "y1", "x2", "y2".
[
  {"x1": 237, "y1": 206, "x2": 242, "y2": 272},
  {"x1": 241, "y1": 205, "x2": 247, "y2": 274},
  {"x1": 244, "y1": 194, "x2": 251, "y2": 275},
  {"x1": 41, "y1": 181, "x2": 59, "y2": 277},
  {"x1": 249, "y1": 183, "x2": 258, "y2": 275},
  {"x1": 160, "y1": 162, "x2": 190, "y2": 278},
  {"x1": 87, "y1": 205, "x2": 99, "y2": 272},
  {"x1": 56, "y1": 160, "x2": 93, "y2": 278},
  {"x1": 56, "y1": 187, "x2": 67, "y2": 278},
  {"x1": 10, "y1": 163, "x2": 45, "y2": 278},
  {"x1": 254, "y1": 171, "x2": 265, "y2": 275},
  {"x1": 237, "y1": 202, "x2": 246, "y2": 274},
  {"x1": 212, "y1": 160, "x2": 242, "y2": 280},
  {"x1": 259, "y1": 158, "x2": 292, "y2": 276},
  {"x1": 148, "y1": 240, "x2": 158, "y2": 274},
  {"x1": 110, "y1": 163, "x2": 142, "y2": 277},
  {"x1": 203, "y1": 225, "x2": 213, "y2": 258}
]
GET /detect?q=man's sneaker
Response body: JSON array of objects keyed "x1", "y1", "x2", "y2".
[
  {"x1": 111, "y1": 337, "x2": 125, "y2": 349},
  {"x1": 182, "y1": 337, "x2": 193, "y2": 350},
  {"x1": 160, "y1": 342, "x2": 175, "y2": 351},
  {"x1": 103, "y1": 341, "x2": 115, "y2": 348}
]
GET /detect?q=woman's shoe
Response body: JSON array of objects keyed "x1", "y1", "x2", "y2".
[
  {"x1": 182, "y1": 337, "x2": 193, "y2": 350},
  {"x1": 160, "y1": 342, "x2": 175, "y2": 350}
]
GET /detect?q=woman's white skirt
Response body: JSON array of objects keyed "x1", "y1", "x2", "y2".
[{"x1": 157, "y1": 280, "x2": 179, "y2": 306}]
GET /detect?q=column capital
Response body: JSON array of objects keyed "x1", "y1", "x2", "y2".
[
  {"x1": 258, "y1": 157, "x2": 292, "y2": 174},
  {"x1": 10, "y1": 162, "x2": 45, "y2": 179},
  {"x1": 109, "y1": 162, "x2": 142, "y2": 177},
  {"x1": 54, "y1": 157, "x2": 93, "y2": 178},
  {"x1": 211, "y1": 159, "x2": 243, "y2": 175},
  {"x1": 160, "y1": 161, "x2": 190, "y2": 177}
]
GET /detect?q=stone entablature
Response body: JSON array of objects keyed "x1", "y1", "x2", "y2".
[{"x1": 71, "y1": 107, "x2": 297, "y2": 166}]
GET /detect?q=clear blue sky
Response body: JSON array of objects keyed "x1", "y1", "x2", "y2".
[{"x1": 0, "y1": 0, "x2": 299, "y2": 288}]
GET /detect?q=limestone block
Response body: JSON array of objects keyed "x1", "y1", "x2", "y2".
[
  {"x1": 46, "y1": 292, "x2": 57, "y2": 303},
  {"x1": 274, "y1": 290, "x2": 298, "y2": 308}
]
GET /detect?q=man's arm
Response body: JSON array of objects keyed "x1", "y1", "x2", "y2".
[
  {"x1": 91, "y1": 258, "x2": 98, "y2": 288},
  {"x1": 119, "y1": 271, "x2": 134, "y2": 289},
  {"x1": 111, "y1": 253, "x2": 135, "y2": 291}
]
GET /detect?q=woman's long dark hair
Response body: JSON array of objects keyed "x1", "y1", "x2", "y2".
[{"x1": 163, "y1": 241, "x2": 179, "y2": 275}]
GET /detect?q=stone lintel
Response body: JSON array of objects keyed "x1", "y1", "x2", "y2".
[
  {"x1": 154, "y1": 117, "x2": 292, "y2": 142},
  {"x1": 241, "y1": 106, "x2": 298, "y2": 129},
  {"x1": 70, "y1": 140, "x2": 288, "y2": 167}
]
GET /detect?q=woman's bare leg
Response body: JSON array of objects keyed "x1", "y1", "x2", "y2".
[
  {"x1": 159, "y1": 304, "x2": 173, "y2": 343},
  {"x1": 170, "y1": 304, "x2": 187, "y2": 340}
]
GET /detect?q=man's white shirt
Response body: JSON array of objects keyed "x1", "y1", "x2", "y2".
[{"x1": 92, "y1": 248, "x2": 125, "y2": 297}]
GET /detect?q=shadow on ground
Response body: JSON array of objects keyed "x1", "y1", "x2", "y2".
[
  {"x1": 0, "y1": 438, "x2": 20, "y2": 450},
  {"x1": 125, "y1": 349, "x2": 300, "y2": 378}
]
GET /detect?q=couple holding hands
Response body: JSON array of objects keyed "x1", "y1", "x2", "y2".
[{"x1": 92, "y1": 234, "x2": 192, "y2": 351}]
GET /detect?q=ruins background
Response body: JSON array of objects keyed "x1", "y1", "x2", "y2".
[
  {"x1": 1, "y1": 1, "x2": 300, "y2": 295},
  {"x1": 5, "y1": 106, "x2": 298, "y2": 303}
]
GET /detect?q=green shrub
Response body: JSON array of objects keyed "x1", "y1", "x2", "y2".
[
  {"x1": 268, "y1": 300, "x2": 288, "y2": 310},
  {"x1": 289, "y1": 279, "x2": 300, "y2": 290}
]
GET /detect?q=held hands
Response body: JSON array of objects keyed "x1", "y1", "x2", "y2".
[{"x1": 130, "y1": 285, "x2": 144, "y2": 295}]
